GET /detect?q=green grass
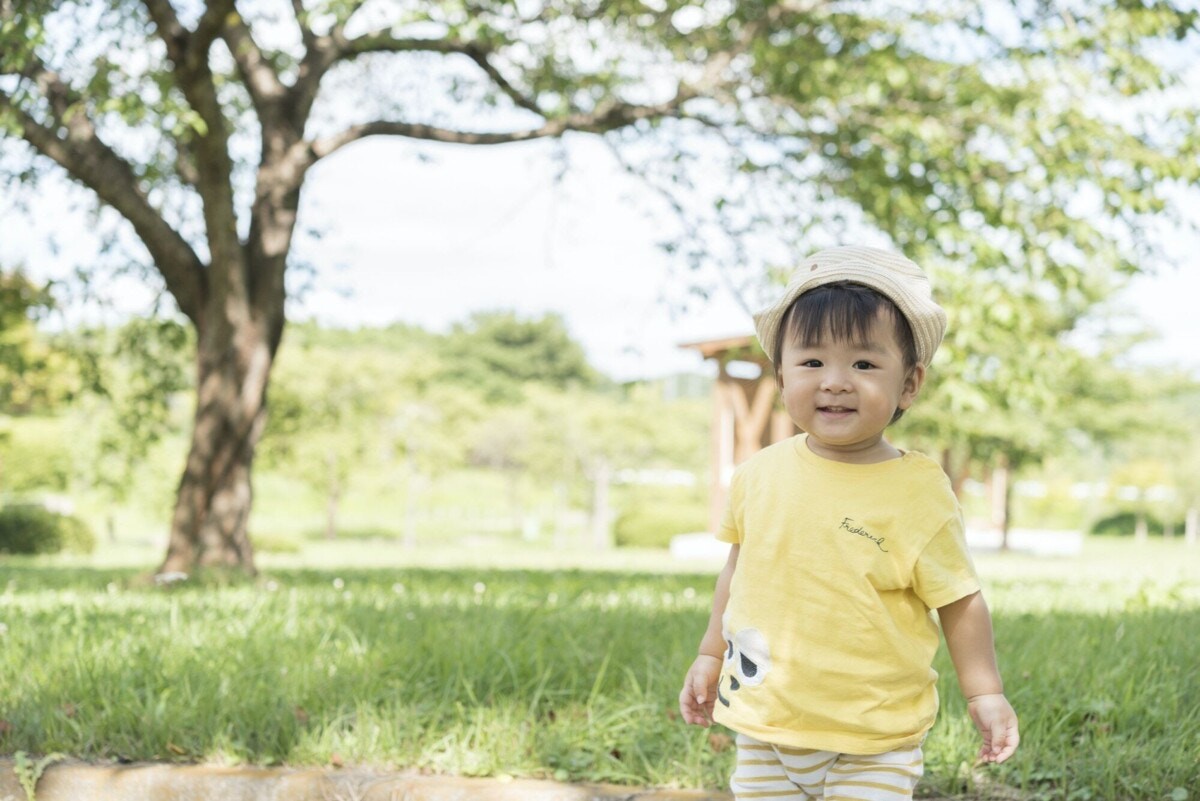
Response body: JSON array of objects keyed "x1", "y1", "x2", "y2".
[{"x1": 0, "y1": 539, "x2": 1198, "y2": 800}]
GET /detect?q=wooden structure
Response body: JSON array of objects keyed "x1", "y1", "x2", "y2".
[{"x1": 680, "y1": 335, "x2": 798, "y2": 534}]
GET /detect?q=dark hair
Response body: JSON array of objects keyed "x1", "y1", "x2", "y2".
[{"x1": 771, "y1": 281, "x2": 919, "y2": 422}]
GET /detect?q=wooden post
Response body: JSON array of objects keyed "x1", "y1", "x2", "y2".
[
  {"x1": 681, "y1": 335, "x2": 797, "y2": 536},
  {"x1": 709, "y1": 370, "x2": 735, "y2": 535}
]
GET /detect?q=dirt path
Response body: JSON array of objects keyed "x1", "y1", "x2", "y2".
[{"x1": 0, "y1": 759, "x2": 731, "y2": 801}]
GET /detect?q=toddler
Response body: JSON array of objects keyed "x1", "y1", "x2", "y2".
[{"x1": 679, "y1": 246, "x2": 1018, "y2": 800}]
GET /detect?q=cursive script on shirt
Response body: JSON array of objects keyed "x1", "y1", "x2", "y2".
[{"x1": 839, "y1": 517, "x2": 888, "y2": 552}]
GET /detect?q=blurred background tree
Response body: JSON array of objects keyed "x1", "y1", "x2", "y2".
[
  {"x1": 0, "y1": 268, "x2": 72, "y2": 499},
  {"x1": 441, "y1": 311, "x2": 598, "y2": 403},
  {"x1": 0, "y1": 269, "x2": 69, "y2": 416}
]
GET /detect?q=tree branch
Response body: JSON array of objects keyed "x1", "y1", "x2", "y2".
[
  {"x1": 194, "y1": 0, "x2": 234, "y2": 54},
  {"x1": 140, "y1": 0, "x2": 188, "y2": 57},
  {"x1": 291, "y1": 34, "x2": 339, "y2": 130},
  {"x1": 291, "y1": 29, "x2": 545, "y2": 133},
  {"x1": 461, "y1": 42, "x2": 543, "y2": 117},
  {"x1": 309, "y1": 90, "x2": 695, "y2": 161},
  {"x1": 0, "y1": 87, "x2": 209, "y2": 327},
  {"x1": 336, "y1": 31, "x2": 481, "y2": 60},
  {"x1": 289, "y1": 0, "x2": 318, "y2": 51},
  {"x1": 141, "y1": 0, "x2": 242, "y2": 288},
  {"x1": 222, "y1": 6, "x2": 286, "y2": 112}
]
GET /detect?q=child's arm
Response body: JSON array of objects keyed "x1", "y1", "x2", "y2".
[
  {"x1": 679, "y1": 544, "x2": 739, "y2": 727},
  {"x1": 937, "y1": 591, "x2": 1020, "y2": 764}
]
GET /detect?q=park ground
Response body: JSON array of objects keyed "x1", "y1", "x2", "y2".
[{"x1": 1, "y1": 536, "x2": 1197, "y2": 801}]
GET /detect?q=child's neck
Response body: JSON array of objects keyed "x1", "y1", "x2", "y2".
[{"x1": 805, "y1": 434, "x2": 903, "y2": 464}]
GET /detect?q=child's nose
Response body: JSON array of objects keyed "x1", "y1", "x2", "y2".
[{"x1": 820, "y1": 367, "x2": 852, "y2": 392}]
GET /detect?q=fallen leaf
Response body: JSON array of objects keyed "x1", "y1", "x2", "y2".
[
  {"x1": 166, "y1": 742, "x2": 186, "y2": 756},
  {"x1": 708, "y1": 732, "x2": 733, "y2": 753}
]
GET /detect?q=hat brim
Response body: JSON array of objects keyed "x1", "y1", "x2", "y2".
[{"x1": 754, "y1": 249, "x2": 946, "y2": 367}]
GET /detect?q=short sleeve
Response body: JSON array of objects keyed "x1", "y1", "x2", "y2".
[
  {"x1": 912, "y1": 512, "x2": 980, "y2": 609},
  {"x1": 716, "y1": 466, "x2": 744, "y2": 544}
]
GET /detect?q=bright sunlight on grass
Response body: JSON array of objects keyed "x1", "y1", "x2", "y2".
[{"x1": 1, "y1": 537, "x2": 1197, "y2": 800}]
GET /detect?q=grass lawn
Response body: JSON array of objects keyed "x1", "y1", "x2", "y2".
[{"x1": 0, "y1": 537, "x2": 1197, "y2": 800}]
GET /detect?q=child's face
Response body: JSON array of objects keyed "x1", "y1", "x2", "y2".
[{"x1": 777, "y1": 310, "x2": 925, "y2": 464}]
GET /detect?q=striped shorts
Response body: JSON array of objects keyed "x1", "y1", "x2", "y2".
[{"x1": 730, "y1": 733, "x2": 924, "y2": 801}]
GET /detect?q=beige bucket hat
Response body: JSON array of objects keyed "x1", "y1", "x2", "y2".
[{"x1": 753, "y1": 245, "x2": 948, "y2": 367}]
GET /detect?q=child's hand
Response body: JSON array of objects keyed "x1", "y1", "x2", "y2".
[
  {"x1": 967, "y1": 693, "x2": 1019, "y2": 764},
  {"x1": 679, "y1": 654, "x2": 722, "y2": 727}
]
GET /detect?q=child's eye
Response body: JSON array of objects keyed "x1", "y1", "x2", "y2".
[
  {"x1": 853, "y1": 360, "x2": 876, "y2": 370},
  {"x1": 800, "y1": 359, "x2": 822, "y2": 368}
]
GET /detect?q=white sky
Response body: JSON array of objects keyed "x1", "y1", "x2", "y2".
[
  {"x1": 1, "y1": 134, "x2": 1197, "y2": 382},
  {"x1": 293, "y1": 135, "x2": 751, "y2": 381}
]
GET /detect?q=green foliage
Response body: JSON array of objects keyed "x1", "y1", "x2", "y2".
[
  {"x1": 252, "y1": 322, "x2": 708, "y2": 547},
  {"x1": 1102, "y1": 381, "x2": 1200, "y2": 521},
  {"x1": 0, "y1": 416, "x2": 73, "y2": 493},
  {"x1": 65, "y1": 318, "x2": 194, "y2": 505},
  {"x1": 0, "y1": 504, "x2": 96, "y2": 555},
  {"x1": 1091, "y1": 511, "x2": 1185, "y2": 538},
  {"x1": 11, "y1": 750, "x2": 65, "y2": 801},
  {"x1": 0, "y1": 270, "x2": 75, "y2": 415},
  {"x1": 613, "y1": 488, "x2": 708, "y2": 549},
  {"x1": 262, "y1": 322, "x2": 487, "y2": 538},
  {"x1": 5, "y1": 317, "x2": 707, "y2": 550},
  {"x1": 642, "y1": 1, "x2": 1200, "y2": 490},
  {"x1": 441, "y1": 312, "x2": 598, "y2": 403},
  {"x1": 0, "y1": 269, "x2": 52, "y2": 333}
]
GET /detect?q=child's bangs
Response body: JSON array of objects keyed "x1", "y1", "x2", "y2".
[{"x1": 781, "y1": 283, "x2": 892, "y2": 351}]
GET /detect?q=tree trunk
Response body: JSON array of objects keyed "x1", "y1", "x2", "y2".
[
  {"x1": 403, "y1": 448, "x2": 417, "y2": 549},
  {"x1": 941, "y1": 448, "x2": 969, "y2": 499},
  {"x1": 1186, "y1": 506, "x2": 1198, "y2": 546},
  {"x1": 507, "y1": 469, "x2": 523, "y2": 535},
  {"x1": 589, "y1": 457, "x2": 612, "y2": 550},
  {"x1": 1134, "y1": 509, "x2": 1149, "y2": 543},
  {"x1": 325, "y1": 448, "x2": 340, "y2": 540},
  {"x1": 157, "y1": 318, "x2": 276, "y2": 576},
  {"x1": 553, "y1": 479, "x2": 568, "y2": 549},
  {"x1": 991, "y1": 456, "x2": 1011, "y2": 550}
]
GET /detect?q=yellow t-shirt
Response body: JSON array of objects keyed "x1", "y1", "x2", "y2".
[{"x1": 712, "y1": 435, "x2": 980, "y2": 755}]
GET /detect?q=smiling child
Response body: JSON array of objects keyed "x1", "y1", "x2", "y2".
[{"x1": 678, "y1": 246, "x2": 1019, "y2": 801}]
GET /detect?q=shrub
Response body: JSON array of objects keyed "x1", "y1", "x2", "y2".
[
  {"x1": 0, "y1": 504, "x2": 97, "y2": 555},
  {"x1": 251, "y1": 533, "x2": 303, "y2": 554},
  {"x1": 1090, "y1": 511, "x2": 1185, "y2": 537},
  {"x1": 614, "y1": 494, "x2": 708, "y2": 549},
  {"x1": 301, "y1": 526, "x2": 397, "y2": 542}
]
